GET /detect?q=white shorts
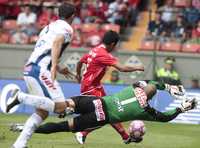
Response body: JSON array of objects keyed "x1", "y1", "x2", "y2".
[{"x1": 23, "y1": 64, "x2": 65, "y2": 102}]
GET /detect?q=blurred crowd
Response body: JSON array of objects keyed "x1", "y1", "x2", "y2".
[
  {"x1": 0, "y1": 0, "x2": 149, "y2": 47},
  {"x1": 144, "y1": 0, "x2": 200, "y2": 44}
]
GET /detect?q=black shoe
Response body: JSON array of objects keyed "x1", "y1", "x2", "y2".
[
  {"x1": 124, "y1": 136, "x2": 143, "y2": 144},
  {"x1": 6, "y1": 89, "x2": 20, "y2": 113}
]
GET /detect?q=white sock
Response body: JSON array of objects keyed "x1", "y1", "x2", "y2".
[
  {"x1": 13, "y1": 113, "x2": 43, "y2": 148},
  {"x1": 18, "y1": 92, "x2": 55, "y2": 112}
]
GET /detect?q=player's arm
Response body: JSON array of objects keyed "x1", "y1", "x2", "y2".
[
  {"x1": 144, "y1": 105, "x2": 182, "y2": 122},
  {"x1": 112, "y1": 62, "x2": 144, "y2": 72},
  {"x1": 143, "y1": 98, "x2": 197, "y2": 122},
  {"x1": 51, "y1": 34, "x2": 65, "y2": 81},
  {"x1": 57, "y1": 66, "x2": 76, "y2": 80},
  {"x1": 76, "y1": 61, "x2": 83, "y2": 83},
  {"x1": 76, "y1": 54, "x2": 88, "y2": 83}
]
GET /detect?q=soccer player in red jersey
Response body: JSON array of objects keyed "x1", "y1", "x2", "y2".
[{"x1": 75, "y1": 30, "x2": 144, "y2": 144}]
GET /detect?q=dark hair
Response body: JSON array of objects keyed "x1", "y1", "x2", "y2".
[
  {"x1": 102, "y1": 30, "x2": 119, "y2": 46},
  {"x1": 58, "y1": 3, "x2": 76, "y2": 19}
]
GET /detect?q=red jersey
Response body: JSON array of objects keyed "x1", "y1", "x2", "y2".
[{"x1": 80, "y1": 44, "x2": 117, "y2": 94}]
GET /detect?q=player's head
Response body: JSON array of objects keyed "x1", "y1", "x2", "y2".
[
  {"x1": 58, "y1": 3, "x2": 76, "y2": 23},
  {"x1": 102, "y1": 30, "x2": 119, "y2": 52},
  {"x1": 143, "y1": 84, "x2": 157, "y2": 101},
  {"x1": 164, "y1": 56, "x2": 175, "y2": 70}
]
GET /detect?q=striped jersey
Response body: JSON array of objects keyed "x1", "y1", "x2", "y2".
[{"x1": 26, "y1": 19, "x2": 73, "y2": 69}]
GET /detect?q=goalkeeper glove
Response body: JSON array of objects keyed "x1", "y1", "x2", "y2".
[
  {"x1": 180, "y1": 98, "x2": 198, "y2": 112},
  {"x1": 165, "y1": 84, "x2": 186, "y2": 100}
]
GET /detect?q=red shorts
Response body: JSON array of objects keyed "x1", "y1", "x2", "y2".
[{"x1": 81, "y1": 86, "x2": 106, "y2": 97}]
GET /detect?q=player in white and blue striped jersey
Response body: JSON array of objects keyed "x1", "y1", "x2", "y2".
[{"x1": 11, "y1": 3, "x2": 76, "y2": 148}]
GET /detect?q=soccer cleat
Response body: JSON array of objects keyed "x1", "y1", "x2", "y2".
[
  {"x1": 181, "y1": 98, "x2": 198, "y2": 112},
  {"x1": 75, "y1": 132, "x2": 86, "y2": 144},
  {"x1": 6, "y1": 89, "x2": 20, "y2": 113},
  {"x1": 124, "y1": 136, "x2": 143, "y2": 144},
  {"x1": 10, "y1": 123, "x2": 24, "y2": 132},
  {"x1": 124, "y1": 137, "x2": 132, "y2": 144}
]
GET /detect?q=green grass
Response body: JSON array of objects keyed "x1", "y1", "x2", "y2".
[{"x1": 0, "y1": 113, "x2": 200, "y2": 148}]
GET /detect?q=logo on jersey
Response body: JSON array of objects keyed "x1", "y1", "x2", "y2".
[
  {"x1": 93, "y1": 99, "x2": 105, "y2": 121},
  {"x1": 40, "y1": 75, "x2": 56, "y2": 90},
  {"x1": 135, "y1": 87, "x2": 147, "y2": 108},
  {"x1": 114, "y1": 98, "x2": 124, "y2": 112}
]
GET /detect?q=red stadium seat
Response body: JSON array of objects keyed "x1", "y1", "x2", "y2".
[
  {"x1": 0, "y1": 33, "x2": 10, "y2": 43},
  {"x1": 174, "y1": 0, "x2": 188, "y2": 7},
  {"x1": 81, "y1": 23, "x2": 99, "y2": 33},
  {"x1": 2, "y1": 20, "x2": 18, "y2": 30},
  {"x1": 160, "y1": 42, "x2": 181, "y2": 52},
  {"x1": 140, "y1": 41, "x2": 160, "y2": 51},
  {"x1": 182, "y1": 43, "x2": 200, "y2": 53},
  {"x1": 101, "y1": 24, "x2": 120, "y2": 33}
]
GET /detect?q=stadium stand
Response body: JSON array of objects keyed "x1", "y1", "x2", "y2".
[
  {"x1": 138, "y1": 0, "x2": 200, "y2": 53},
  {"x1": 160, "y1": 42, "x2": 182, "y2": 52},
  {"x1": 140, "y1": 40, "x2": 158, "y2": 51},
  {"x1": 0, "y1": 0, "x2": 144, "y2": 47},
  {"x1": 0, "y1": 0, "x2": 199, "y2": 51},
  {"x1": 174, "y1": 0, "x2": 188, "y2": 7},
  {"x1": 181, "y1": 43, "x2": 200, "y2": 53},
  {"x1": 2, "y1": 20, "x2": 17, "y2": 31},
  {"x1": 0, "y1": 0, "x2": 146, "y2": 47}
]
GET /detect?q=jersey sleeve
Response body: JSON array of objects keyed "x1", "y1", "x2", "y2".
[
  {"x1": 143, "y1": 105, "x2": 182, "y2": 122},
  {"x1": 80, "y1": 54, "x2": 89, "y2": 64},
  {"x1": 98, "y1": 54, "x2": 118, "y2": 66},
  {"x1": 54, "y1": 23, "x2": 73, "y2": 43}
]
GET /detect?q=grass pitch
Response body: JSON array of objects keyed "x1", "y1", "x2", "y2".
[{"x1": 0, "y1": 113, "x2": 200, "y2": 148}]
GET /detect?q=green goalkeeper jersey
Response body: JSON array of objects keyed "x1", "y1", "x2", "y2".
[{"x1": 103, "y1": 81, "x2": 179, "y2": 123}]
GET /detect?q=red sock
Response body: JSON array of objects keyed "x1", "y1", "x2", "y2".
[{"x1": 110, "y1": 123, "x2": 129, "y2": 140}]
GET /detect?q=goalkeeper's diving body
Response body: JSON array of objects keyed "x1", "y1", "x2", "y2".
[{"x1": 6, "y1": 80, "x2": 197, "y2": 139}]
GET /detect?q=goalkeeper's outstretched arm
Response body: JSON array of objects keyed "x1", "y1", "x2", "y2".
[
  {"x1": 143, "y1": 98, "x2": 197, "y2": 122},
  {"x1": 144, "y1": 105, "x2": 182, "y2": 122}
]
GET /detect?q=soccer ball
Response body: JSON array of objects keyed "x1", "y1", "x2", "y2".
[{"x1": 128, "y1": 120, "x2": 145, "y2": 139}]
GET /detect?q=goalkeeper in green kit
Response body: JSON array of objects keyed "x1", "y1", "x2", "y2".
[{"x1": 6, "y1": 80, "x2": 197, "y2": 143}]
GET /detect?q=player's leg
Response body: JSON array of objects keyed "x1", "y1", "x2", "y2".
[
  {"x1": 12, "y1": 68, "x2": 66, "y2": 148},
  {"x1": 71, "y1": 96, "x2": 108, "y2": 134},
  {"x1": 71, "y1": 95, "x2": 102, "y2": 114},
  {"x1": 35, "y1": 98, "x2": 109, "y2": 133},
  {"x1": 7, "y1": 70, "x2": 67, "y2": 114},
  {"x1": 110, "y1": 123, "x2": 129, "y2": 143},
  {"x1": 34, "y1": 112, "x2": 108, "y2": 134},
  {"x1": 12, "y1": 75, "x2": 49, "y2": 148},
  {"x1": 13, "y1": 109, "x2": 48, "y2": 148},
  {"x1": 76, "y1": 87, "x2": 106, "y2": 144}
]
